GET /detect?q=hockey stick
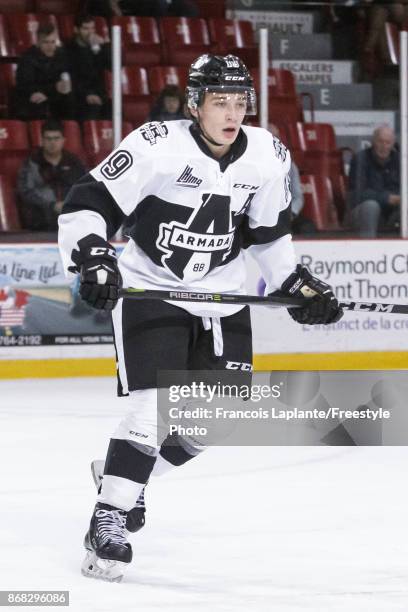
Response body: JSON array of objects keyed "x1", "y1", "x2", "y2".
[{"x1": 119, "y1": 288, "x2": 408, "y2": 315}]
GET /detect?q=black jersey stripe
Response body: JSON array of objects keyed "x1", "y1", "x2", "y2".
[
  {"x1": 241, "y1": 205, "x2": 292, "y2": 248},
  {"x1": 63, "y1": 173, "x2": 125, "y2": 239}
]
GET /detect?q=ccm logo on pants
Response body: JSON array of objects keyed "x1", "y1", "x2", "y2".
[{"x1": 226, "y1": 361, "x2": 253, "y2": 371}]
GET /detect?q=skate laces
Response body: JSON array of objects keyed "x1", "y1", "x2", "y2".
[{"x1": 95, "y1": 508, "x2": 128, "y2": 547}]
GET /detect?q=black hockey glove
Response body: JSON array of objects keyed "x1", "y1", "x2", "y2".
[
  {"x1": 271, "y1": 264, "x2": 343, "y2": 325},
  {"x1": 71, "y1": 234, "x2": 122, "y2": 311}
]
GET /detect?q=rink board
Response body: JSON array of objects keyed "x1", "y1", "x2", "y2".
[
  {"x1": 1, "y1": 351, "x2": 408, "y2": 379},
  {"x1": 1, "y1": 240, "x2": 408, "y2": 376}
]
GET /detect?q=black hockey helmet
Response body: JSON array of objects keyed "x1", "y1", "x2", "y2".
[{"x1": 186, "y1": 54, "x2": 257, "y2": 116}]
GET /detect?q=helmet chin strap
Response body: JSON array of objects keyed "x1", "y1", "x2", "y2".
[{"x1": 195, "y1": 109, "x2": 224, "y2": 147}]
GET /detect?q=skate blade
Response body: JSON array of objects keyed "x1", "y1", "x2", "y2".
[{"x1": 81, "y1": 551, "x2": 127, "y2": 583}]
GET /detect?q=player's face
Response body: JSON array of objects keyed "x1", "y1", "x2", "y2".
[{"x1": 196, "y1": 92, "x2": 247, "y2": 146}]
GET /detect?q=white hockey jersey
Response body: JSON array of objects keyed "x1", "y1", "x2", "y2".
[{"x1": 58, "y1": 120, "x2": 296, "y2": 317}]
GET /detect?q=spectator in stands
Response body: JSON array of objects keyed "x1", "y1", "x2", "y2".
[
  {"x1": 348, "y1": 124, "x2": 400, "y2": 238},
  {"x1": 148, "y1": 85, "x2": 186, "y2": 122},
  {"x1": 15, "y1": 23, "x2": 75, "y2": 120},
  {"x1": 17, "y1": 120, "x2": 86, "y2": 231},
  {"x1": 66, "y1": 14, "x2": 111, "y2": 120},
  {"x1": 270, "y1": 123, "x2": 315, "y2": 234},
  {"x1": 361, "y1": 0, "x2": 408, "y2": 78},
  {"x1": 85, "y1": 0, "x2": 198, "y2": 17}
]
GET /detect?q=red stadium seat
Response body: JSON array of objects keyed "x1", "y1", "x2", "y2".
[
  {"x1": 160, "y1": 17, "x2": 211, "y2": 66},
  {"x1": 105, "y1": 67, "x2": 151, "y2": 126},
  {"x1": 0, "y1": 63, "x2": 17, "y2": 116},
  {"x1": 300, "y1": 174, "x2": 340, "y2": 231},
  {"x1": 111, "y1": 16, "x2": 161, "y2": 66},
  {"x1": 268, "y1": 96, "x2": 304, "y2": 124},
  {"x1": 0, "y1": 174, "x2": 21, "y2": 231},
  {"x1": 298, "y1": 122, "x2": 337, "y2": 152},
  {"x1": 252, "y1": 68, "x2": 297, "y2": 98},
  {"x1": 288, "y1": 122, "x2": 345, "y2": 175},
  {"x1": 83, "y1": 120, "x2": 133, "y2": 166},
  {"x1": 0, "y1": 120, "x2": 29, "y2": 185},
  {"x1": 0, "y1": 15, "x2": 15, "y2": 58},
  {"x1": 34, "y1": 0, "x2": 79, "y2": 13},
  {"x1": 208, "y1": 19, "x2": 258, "y2": 67},
  {"x1": 57, "y1": 15, "x2": 109, "y2": 43},
  {"x1": 0, "y1": 0, "x2": 33, "y2": 11},
  {"x1": 195, "y1": 0, "x2": 226, "y2": 18},
  {"x1": 148, "y1": 66, "x2": 188, "y2": 95},
  {"x1": 7, "y1": 13, "x2": 60, "y2": 56},
  {"x1": 28, "y1": 119, "x2": 85, "y2": 160}
]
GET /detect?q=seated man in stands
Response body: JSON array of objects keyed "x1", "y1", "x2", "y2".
[
  {"x1": 17, "y1": 120, "x2": 86, "y2": 231},
  {"x1": 65, "y1": 14, "x2": 111, "y2": 120},
  {"x1": 348, "y1": 124, "x2": 400, "y2": 238},
  {"x1": 15, "y1": 23, "x2": 75, "y2": 120}
]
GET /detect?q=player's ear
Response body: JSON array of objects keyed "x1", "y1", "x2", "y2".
[{"x1": 188, "y1": 105, "x2": 198, "y2": 119}]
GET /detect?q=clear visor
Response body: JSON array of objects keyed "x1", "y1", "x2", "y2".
[{"x1": 187, "y1": 86, "x2": 257, "y2": 116}]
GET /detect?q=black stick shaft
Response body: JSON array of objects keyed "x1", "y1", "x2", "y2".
[{"x1": 119, "y1": 288, "x2": 408, "y2": 314}]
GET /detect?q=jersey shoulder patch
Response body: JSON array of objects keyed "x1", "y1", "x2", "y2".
[
  {"x1": 272, "y1": 135, "x2": 288, "y2": 163},
  {"x1": 138, "y1": 121, "x2": 169, "y2": 146}
]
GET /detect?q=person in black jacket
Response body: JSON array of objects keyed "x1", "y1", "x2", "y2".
[
  {"x1": 17, "y1": 119, "x2": 86, "y2": 231},
  {"x1": 15, "y1": 23, "x2": 75, "y2": 120},
  {"x1": 65, "y1": 14, "x2": 111, "y2": 120},
  {"x1": 348, "y1": 124, "x2": 400, "y2": 237}
]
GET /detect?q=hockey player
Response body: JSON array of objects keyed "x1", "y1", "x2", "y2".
[{"x1": 58, "y1": 54, "x2": 343, "y2": 582}]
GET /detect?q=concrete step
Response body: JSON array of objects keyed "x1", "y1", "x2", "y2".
[
  {"x1": 271, "y1": 59, "x2": 357, "y2": 85},
  {"x1": 270, "y1": 34, "x2": 332, "y2": 60},
  {"x1": 297, "y1": 83, "x2": 373, "y2": 110}
]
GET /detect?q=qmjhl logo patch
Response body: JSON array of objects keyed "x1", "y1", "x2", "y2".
[{"x1": 175, "y1": 165, "x2": 203, "y2": 188}]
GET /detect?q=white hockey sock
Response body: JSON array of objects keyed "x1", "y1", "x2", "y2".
[{"x1": 98, "y1": 475, "x2": 145, "y2": 512}]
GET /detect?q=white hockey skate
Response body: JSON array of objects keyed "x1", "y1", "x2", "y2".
[
  {"x1": 91, "y1": 460, "x2": 146, "y2": 533},
  {"x1": 81, "y1": 503, "x2": 132, "y2": 583}
]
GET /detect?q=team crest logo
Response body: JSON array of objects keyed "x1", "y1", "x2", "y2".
[
  {"x1": 140, "y1": 122, "x2": 169, "y2": 146},
  {"x1": 157, "y1": 193, "x2": 234, "y2": 281}
]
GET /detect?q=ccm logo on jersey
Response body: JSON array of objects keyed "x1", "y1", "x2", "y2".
[
  {"x1": 233, "y1": 183, "x2": 259, "y2": 190},
  {"x1": 226, "y1": 361, "x2": 253, "y2": 371}
]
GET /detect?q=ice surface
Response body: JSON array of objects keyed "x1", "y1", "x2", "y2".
[{"x1": 1, "y1": 377, "x2": 407, "y2": 611}]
